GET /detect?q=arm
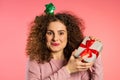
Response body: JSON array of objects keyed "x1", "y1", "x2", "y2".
[
  {"x1": 44, "y1": 67, "x2": 70, "y2": 80},
  {"x1": 26, "y1": 60, "x2": 70, "y2": 80},
  {"x1": 89, "y1": 54, "x2": 103, "y2": 80},
  {"x1": 80, "y1": 54, "x2": 103, "y2": 80}
]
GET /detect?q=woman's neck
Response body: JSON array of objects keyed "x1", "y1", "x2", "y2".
[{"x1": 52, "y1": 51, "x2": 64, "y2": 60}]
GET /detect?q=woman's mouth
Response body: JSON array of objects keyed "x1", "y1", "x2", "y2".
[{"x1": 51, "y1": 43, "x2": 60, "y2": 46}]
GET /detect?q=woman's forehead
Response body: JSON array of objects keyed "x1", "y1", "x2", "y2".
[{"x1": 47, "y1": 21, "x2": 67, "y2": 30}]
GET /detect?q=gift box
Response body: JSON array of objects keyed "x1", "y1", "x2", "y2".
[{"x1": 74, "y1": 36, "x2": 103, "y2": 63}]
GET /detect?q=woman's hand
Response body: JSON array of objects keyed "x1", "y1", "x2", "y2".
[
  {"x1": 89, "y1": 36, "x2": 101, "y2": 42},
  {"x1": 65, "y1": 50, "x2": 94, "y2": 74}
]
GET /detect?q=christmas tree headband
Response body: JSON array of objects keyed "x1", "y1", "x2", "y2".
[{"x1": 44, "y1": 3, "x2": 56, "y2": 15}]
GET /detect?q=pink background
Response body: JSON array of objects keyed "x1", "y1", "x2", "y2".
[{"x1": 0, "y1": 0, "x2": 120, "y2": 80}]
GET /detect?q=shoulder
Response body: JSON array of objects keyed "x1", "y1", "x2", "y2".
[
  {"x1": 27, "y1": 59, "x2": 51, "y2": 69},
  {"x1": 27, "y1": 59, "x2": 40, "y2": 72}
]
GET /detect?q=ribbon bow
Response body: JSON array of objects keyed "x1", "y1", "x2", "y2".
[
  {"x1": 79, "y1": 39, "x2": 99, "y2": 58},
  {"x1": 44, "y1": 3, "x2": 56, "y2": 15}
]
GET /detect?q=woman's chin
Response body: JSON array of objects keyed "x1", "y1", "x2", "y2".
[
  {"x1": 51, "y1": 49, "x2": 59, "y2": 52},
  {"x1": 50, "y1": 48, "x2": 61, "y2": 53}
]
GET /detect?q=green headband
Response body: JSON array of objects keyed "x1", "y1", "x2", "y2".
[{"x1": 44, "y1": 3, "x2": 56, "y2": 15}]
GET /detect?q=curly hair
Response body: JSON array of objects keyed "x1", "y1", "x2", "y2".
[{"x1": 26, "y1": 12, "x2": 85, "y2": 63}]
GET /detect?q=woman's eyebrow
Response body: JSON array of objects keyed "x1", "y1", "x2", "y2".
[
  {"x1": 46, "y1": 30, "x2": 53, "y2": 32},
  {"x1": 58, "y1": 30, "x2": 66, "y2": 32}
]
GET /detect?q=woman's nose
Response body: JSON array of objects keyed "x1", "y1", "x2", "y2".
[{"x1": 53, "y1": 34, "x2": 59, "y2": 41}]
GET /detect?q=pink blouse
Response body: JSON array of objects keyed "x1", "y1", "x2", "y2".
[{"x1": 26, "y1": 55, "x2": 103, "y2": 80}]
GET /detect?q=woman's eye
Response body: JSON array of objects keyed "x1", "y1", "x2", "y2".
[
  {"x1": 59, "y1": 32, "x2": 64, "y2": 35},
  {"x1": 47, "y1": 32, "x2": 53, "y2": 35}
]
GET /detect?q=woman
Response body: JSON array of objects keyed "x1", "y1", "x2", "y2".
[{"x1": 26, "y1": 12, "x2": 103, "y2": 80}]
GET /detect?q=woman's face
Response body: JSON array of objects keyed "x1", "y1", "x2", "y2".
[{"x1": 46, "y1": 21, "x2": 67, "y2": 53}]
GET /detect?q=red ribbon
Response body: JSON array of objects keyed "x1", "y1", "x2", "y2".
[{"x1": 79, "y1": 39, "x2": 99, "y2": 58}]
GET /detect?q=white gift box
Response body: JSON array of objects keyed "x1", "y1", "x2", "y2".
[{"x1": 74, "y1": 36, "x2": 103, "y2": 62}]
